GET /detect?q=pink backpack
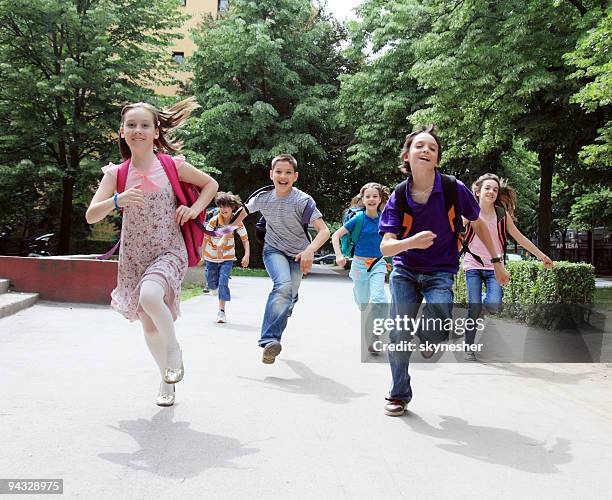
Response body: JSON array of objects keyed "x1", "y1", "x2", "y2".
[{"x1": 105, "y1": 153, "x2": 227, "y2": 267}]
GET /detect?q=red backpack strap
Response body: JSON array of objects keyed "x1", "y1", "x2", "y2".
[
  {"x1": 116, "y1": 159, "x2": 131, "y2": 193},
  {"x1": 97, "y1": 158, "x2": 129, "y2": 261},
  {"x1": 156, "y1": 153, "x2": 189, "y2": 206}
]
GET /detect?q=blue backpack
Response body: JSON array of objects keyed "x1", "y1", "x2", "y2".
[{"x1": 339, "y1": 207, "x2": 366, "y2": 258}]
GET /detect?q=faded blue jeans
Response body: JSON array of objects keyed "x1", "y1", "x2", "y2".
[
  {"x1": 388, "y1": 266, "x2": 454, "y2": 402},
  {"x1": 465, "y1": 269, "x2": 503, "y2": 345},
  {"x1": 259, "y1": 245, "x2": 302, "y2": 347},
  {"x1": 205, "y1": 260, "x2": 234, "y2": 302}
]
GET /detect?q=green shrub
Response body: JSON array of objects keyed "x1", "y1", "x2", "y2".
[{"x1": 453, "y1": 260, "x2": 596, "y2": 327}]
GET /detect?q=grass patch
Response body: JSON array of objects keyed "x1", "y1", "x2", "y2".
[
  {"x1": 181, "y1": 267, "x2": 269, "y2": 301},
  {"x1": 181, "y1": 283, "x2": 204, "y2": 301},
  {"x1": 594, "y1": 287, "x2": 612, "y2": 310},
  {"x1": 231, "y1": 267, "x2": 268, "y2": 277}
]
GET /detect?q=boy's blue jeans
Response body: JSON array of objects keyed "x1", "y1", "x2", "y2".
[
  {"x1": 388, "y1": 266, "x2": 454, "y2": 402},
  {"x1": 259, "y1": 245, "x2": 302, "y2": 347},
  {"x1": 465, "y1": 269, "x2": 503, "y2": 345},
  {"x1": 205, "y1": 260, "x2": 234, "y2": 302}
]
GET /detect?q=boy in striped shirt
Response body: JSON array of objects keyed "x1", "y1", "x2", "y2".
[{"x1": 203, "y1": 192, "x2": 250, "y2": 323}]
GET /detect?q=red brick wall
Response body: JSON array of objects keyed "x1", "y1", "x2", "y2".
[{"x1": 0, "y1": 256, "x2": 117, "y2": 304}]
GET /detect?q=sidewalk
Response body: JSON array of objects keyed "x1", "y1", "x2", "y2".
[{"x1": 1, "y1": 275, "x2": 611, "y2": 499}]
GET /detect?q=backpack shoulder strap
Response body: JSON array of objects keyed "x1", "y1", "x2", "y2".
[
  {"x1": 116, "y1": 159, "x2": 131, "y2": 193},
  {"x1": 495, "y1": 205, "x2": 508, "y2": 258},
  {"x1": 301, "y1": 197, "x2": 317, "y2": 240},
  {"x1": 157, "y1": 153, "x2": 188, "y2": 206},
  {"x1": 440, "y1": 173, "x2": 458, "y2": 232},
  {"x1": 393, "y1": 179, "x2": 413, "y2": 238},
  {"x1": 441, "y1": 173, "x2": 463, "y2": 251},
  {"x1": 301, "y1": 197, "x2": 316, "y2": 225},
  {"x1": 232, "y1": 185, "x2": 275, "y2": 221},
  {"x1": 350, "y1": 210, "x2": 365, "y2": 242}
]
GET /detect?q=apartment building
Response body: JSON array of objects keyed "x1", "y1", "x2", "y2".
[{"x1": 157, "y1": 0, "x2": 229, "y2": 95}]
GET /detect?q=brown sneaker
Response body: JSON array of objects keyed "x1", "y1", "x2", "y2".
[
  {"x1": 384, "y1": 398, "x2": 407, "y2": 417},
  {"x1": 262, "y1": 341, "x2": 282, "y2": 364}
]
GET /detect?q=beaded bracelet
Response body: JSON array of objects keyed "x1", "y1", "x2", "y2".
[{"x1": 113, "y1": 193, "x2": 120, "y2": 210}]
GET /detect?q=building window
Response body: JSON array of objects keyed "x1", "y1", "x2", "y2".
[
  {"x1": 172, "y1": 52, "x2": 185, "y2": 65},
  {"x1": 218, "y1": 0, "x2": 229, "y2": 12}
]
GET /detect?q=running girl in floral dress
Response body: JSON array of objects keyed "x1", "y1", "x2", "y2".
[{"x1": 86, "y1": 98, "x2": 218, "y2": 407}]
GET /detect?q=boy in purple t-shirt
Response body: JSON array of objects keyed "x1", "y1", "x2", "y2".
[{"x1": 379, "y1": 125, "x2": 509, "y2": 417}]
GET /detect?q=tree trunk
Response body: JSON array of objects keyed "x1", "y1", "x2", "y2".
[
  {"x1": 58, "y1": 175, "x2": 74, "y2": 254},
  {"x1": 58, "y1": 141, "x2": 80, "y2": 254},
  {"x1": 537, "y1": 146, "x2": 555, "y2": 254}
]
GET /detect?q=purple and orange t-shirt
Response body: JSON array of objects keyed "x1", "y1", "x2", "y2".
[{"x1": 379, "y1": 172, "x2": 480, "y2": 273}]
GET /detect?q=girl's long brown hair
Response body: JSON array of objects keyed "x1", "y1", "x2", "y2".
[
  {"x1": 472, "y1": 173, "x2": 516, "y2": 217},
  {"x1": 119, "y1": 97, "x2": 200, "y2": 160}
]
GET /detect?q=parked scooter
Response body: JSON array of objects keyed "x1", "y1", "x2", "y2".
[{"x1": 0, "y1": 224, "x2": 54, "y2": 257}]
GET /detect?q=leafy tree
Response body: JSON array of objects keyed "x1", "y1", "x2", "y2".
[
  {"x1": 565, "y1": 6, "x2": 612, "y2": 170},
  {"x1": 408, "y1": 0, "x2": 604, "y2": 253},
  {"x1": 337, "y1": 0, "x2": 430, "y2": 185},
  {"x1": 341, "y1": 0, "x2": 607, "y2": 253},
  {"x1": 570, "y1": 188, "x2": 612, "y2": 230},
  {"x1": 186, "y1": 0, "x2": 357, "y2": 220},
  {"x1": 0, "y1": 0, "x2": 186, "y2": 253}
]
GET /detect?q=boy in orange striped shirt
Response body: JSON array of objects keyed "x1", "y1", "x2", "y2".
[{"x1": 203, "y1": 192, "x2": 250, "y2": 323}]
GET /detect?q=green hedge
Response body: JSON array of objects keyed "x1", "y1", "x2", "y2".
[{"x1": 453, "y1": 260, "x2": 596, "y2": 327}]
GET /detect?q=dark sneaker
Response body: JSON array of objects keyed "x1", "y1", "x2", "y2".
[
  {"x1": 420, "y1": 341, "x2": 435, "y2": 359},
  {"x1": 262, "y1": 341, "x2": 282, "y2": 364},
  {"x1": 384, "y1": 398, "x2": 407, "y2": 417},
  {"x1": 464, "y1": 351, "x2": 477, "y2": 362}
]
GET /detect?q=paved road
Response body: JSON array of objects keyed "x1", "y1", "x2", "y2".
[
  {"x1": 1, "y1": 275, "x2": 611, "y2": 499},
  {"x1": 595, "y1": 277, "x2": 612, "y2": 289}
]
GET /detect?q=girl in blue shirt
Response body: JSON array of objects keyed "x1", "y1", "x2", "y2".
[{"x1": 332, "y1": 182, "x2": 390, "y2": 311}]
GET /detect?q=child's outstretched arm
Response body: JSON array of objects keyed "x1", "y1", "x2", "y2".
[
  {"x1": 506, "y1": 217, "x2": 554, "y2": 268},
  {"x1": 331, "y1": 226, "x2": 349, "y2": 267},
  {"x1": 380, "y1": 231, "x2": 437, "y2": 256},
  {"x1": 176, "y1": 161, "x2": 219, "y2": 226},
  {"x1": 470, "y1": 217, "x2": 510, "y2": 285},
  {"x1": 295, "y1": 218, "x2": 330, "y2": 274},
  {"x1": 85, "y1": 174, "x2": 144, "y2": 224},
  {"x1": 230, "y1": 207, "x2": 249, "y2": 226}
]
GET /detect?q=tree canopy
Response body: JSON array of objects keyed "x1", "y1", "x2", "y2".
[
  {"x1": 0, "y1": 0, "x2": 186, "y2": 252},
  {"x1": 186, "y1": 0, "x2": 359, "y2": 218}
]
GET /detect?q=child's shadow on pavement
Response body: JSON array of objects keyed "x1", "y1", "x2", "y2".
[
  {"x1": 405, "y1": 413, "x2": 572, "y2": 473},
  {"x1": 99, "y1": 408, "x2": 259, "y2": 477},
  {"x1": 240, "y1": 359, "x2": 367, "y2": 404}
]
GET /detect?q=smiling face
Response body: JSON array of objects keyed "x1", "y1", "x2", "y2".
[
  {"x1": 362, "y1": 187, "x2": 382, "y2": 211},
  {"x1": 120, "y1": 107, "x2": 159, "y2": 153},
  {"x1": 477, "y1": 179, "x2": 499, "y2": 206},
  {"x1": 269, "y1": 160, "x2": 298, "y2": 195},
  {"x1": 404, "y1": 132, "x2": 440, "y2": 172}
]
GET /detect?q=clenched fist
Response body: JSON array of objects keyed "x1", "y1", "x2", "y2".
[{"x1": 409, "y1": 231, "x2": 437, "y2": 250}]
